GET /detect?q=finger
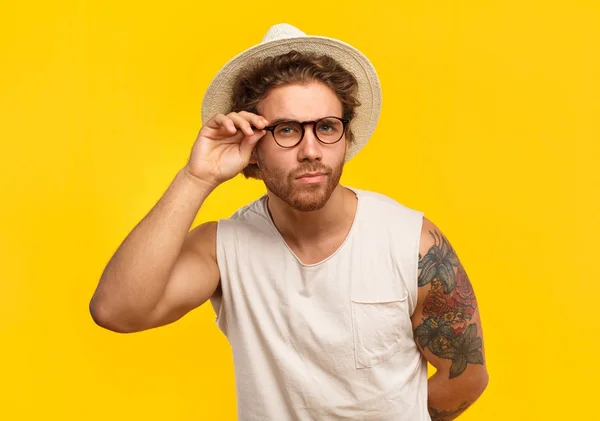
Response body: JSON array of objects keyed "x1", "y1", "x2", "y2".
[
  {"x1": 238, "y1": 129, "x2": 266, "y2": 161},
  {"x1": 212, "y1": 114, "x2": 237, "y2": 135},
  {"x1": 210, "y1": 113, "x2": 227, "y2": 128},
  {"x1": 228, "y1": 112, "x2": 254, "y2": 137},
  {"x1": 238, "y1": 111, "x2": 269, "y2": 130}
]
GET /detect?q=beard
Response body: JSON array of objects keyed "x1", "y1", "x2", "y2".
[{"x1": 258, "y1": 158, "x2": 345, "y2": 212}]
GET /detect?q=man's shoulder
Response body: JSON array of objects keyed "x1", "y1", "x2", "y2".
[
  {"x1": 351, "y1": 186, "x2": 424, "y2": 218},
  {"x1": 215, "y1": 194, "x2": 273, "y2": 239},
  {"x1": 220, "y1": 194, "x2": 268, "y2": 222}
]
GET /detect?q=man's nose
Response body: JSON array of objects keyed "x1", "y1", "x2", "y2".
[{"x1": 297, "y1": 126, "x2": 322, "y2": 161}]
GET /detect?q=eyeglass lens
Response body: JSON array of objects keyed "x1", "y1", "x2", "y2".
[{"x1": 273, "y1": 117, "x2": 345, "y2": 147}]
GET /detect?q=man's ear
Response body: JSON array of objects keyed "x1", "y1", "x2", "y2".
[{"x1": 249, "y1": 148, "x2": 258, "y2": 166}]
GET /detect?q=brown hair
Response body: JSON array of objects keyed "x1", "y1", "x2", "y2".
[{"x1": 230, "y1": 50, "x2": 361, "y2": 179}]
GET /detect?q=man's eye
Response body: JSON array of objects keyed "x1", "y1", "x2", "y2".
[{"x1": 277, "y1": 125, "x2": 298, "y2": 135}]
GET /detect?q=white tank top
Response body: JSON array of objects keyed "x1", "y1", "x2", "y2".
[{"x1": 211, "y1": 187, "x2": 431, "y2": 421}]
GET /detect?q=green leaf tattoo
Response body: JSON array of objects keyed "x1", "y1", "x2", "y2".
[
  {"x1": 414, "y1": 230, "x2": 484, "y2": 379},
  {"x1": 414, "y1": 318, "x2": 455, "y2": 351},
  {"x1": 429, "y1": 401, "x2": 470, "y2": 421},
  {"x1": 418, "y1": 230, "x2": 460, "y2": 293}
]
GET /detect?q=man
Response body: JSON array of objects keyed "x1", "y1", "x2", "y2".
[{"x1": 89, "y1": 23, "x2": 488, "y2": 421}]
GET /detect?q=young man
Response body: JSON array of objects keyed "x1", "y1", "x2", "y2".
[{"x1": 90, "y1": 23, "x2": 488, "y2": 421}]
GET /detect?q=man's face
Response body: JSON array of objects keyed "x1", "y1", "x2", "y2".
[{"x1": 253, "y1": 81, "x2": 348, "y2": 212}]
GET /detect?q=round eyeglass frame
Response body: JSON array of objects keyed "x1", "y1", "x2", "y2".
[{"x1": 263, "y1": 116, "x2": 350, "y2": 148}]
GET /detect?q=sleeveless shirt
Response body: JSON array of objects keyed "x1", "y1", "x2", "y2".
[{"x1": 210, "y1": 187, "x2": 431, "y2": 421}]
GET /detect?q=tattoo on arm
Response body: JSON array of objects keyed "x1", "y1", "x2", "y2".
[
  {"x1": 414, "y1": 230, "x2": 484, "y2": 379},
  {"x1": 429, "y1": 402, "x2": 470, "y2": 421}
]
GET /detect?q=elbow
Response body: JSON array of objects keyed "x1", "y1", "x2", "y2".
[
  {"x1": 450, "y1": 366, "x2": 489, "y2": 401},
  {"x1": 481, "y1": 368, "x2": 490, "y2": 394},
  {"x1": 89, "y1": 297, "x2": 122, "y2": 332},
  {"x1": 470, "y1": 367, "x2": 490, "y2": 399},
  {"x1": 89, "y1": 294, "x2": 141, "y2": 334}
]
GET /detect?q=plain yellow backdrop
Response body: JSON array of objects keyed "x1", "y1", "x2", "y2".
[{"x1": 1, "y1": 0, "x2": 598, "y2": 419}]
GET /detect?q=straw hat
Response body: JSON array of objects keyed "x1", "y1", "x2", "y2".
[{"x1": 201, "y1": 23, "x2": 382, "y2": 162}]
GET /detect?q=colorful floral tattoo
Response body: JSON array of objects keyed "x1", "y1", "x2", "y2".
[{"x1": 414, "y1": 230, "x2": 484, "y2": 379}]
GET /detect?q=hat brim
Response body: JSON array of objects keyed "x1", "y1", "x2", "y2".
[{"x1": 201, "y1": 35, "x2": 382, "y2": 162}]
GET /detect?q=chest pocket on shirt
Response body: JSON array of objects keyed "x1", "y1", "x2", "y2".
[{"x1": 350, "y1": 292, "x2": 410, "y2": 369}]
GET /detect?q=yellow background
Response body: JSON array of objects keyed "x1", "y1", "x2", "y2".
[{"x1": 1, "y1": 0, "x2": 598, "y2": 419}]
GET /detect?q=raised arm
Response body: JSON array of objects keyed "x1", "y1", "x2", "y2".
[
  {"x1": 89, "y1": 111, "x2": 269, "y2": 333},
  {"x1": 411, "y1": 217, "x2": 489, "y2": 420}
]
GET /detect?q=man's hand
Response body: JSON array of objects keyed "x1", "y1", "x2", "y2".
[
  {"x1": 411, "y1": 217, "x2": 489, "y2": 420},
  {"x1": 185, "y1": 111, "x2": 268, "y2": 189}
]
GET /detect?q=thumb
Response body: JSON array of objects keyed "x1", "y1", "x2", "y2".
[{"x1": 238, "y1": 130, "x2": 264, "y2": 163}]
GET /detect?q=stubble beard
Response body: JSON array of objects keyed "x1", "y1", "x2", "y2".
[{"x1": 260, "y1": 159, "x2": 345, "y2": 212}]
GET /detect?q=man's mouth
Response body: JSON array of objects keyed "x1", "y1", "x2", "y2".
[{"x1": 296, "y1": 172, "x2": 326, "y2": 183}]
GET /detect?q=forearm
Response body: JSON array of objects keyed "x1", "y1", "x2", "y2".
[
  {"x1": 427, "y1": 368, "x2": 489, "y2": 421},
  {"x1": 90, "y1": 167, "x2": 215, "y2": 320}
]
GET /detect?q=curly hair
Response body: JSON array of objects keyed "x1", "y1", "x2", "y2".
[{"x1": 230, "y1": 50, "x2": 361, "y2": 179}]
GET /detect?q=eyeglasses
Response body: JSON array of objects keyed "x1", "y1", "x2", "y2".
[{"x1": 263, "y1": 116, "x2": 350, "y2": 148}]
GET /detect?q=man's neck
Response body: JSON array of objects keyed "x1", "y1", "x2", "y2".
[{"x1": 266, "y1": 184, "x2": 357, "y2": 247}]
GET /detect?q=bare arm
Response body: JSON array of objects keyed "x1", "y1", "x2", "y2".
[
  {"x1": 410, "y1": 217, "x2": 489, "y2": 420},
  {"x1": 89, "y1": 111, "x2": 269, "y2": 333},
  {"x1": 89, "y1": 168, "x2": 220, "y2": 333}
]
